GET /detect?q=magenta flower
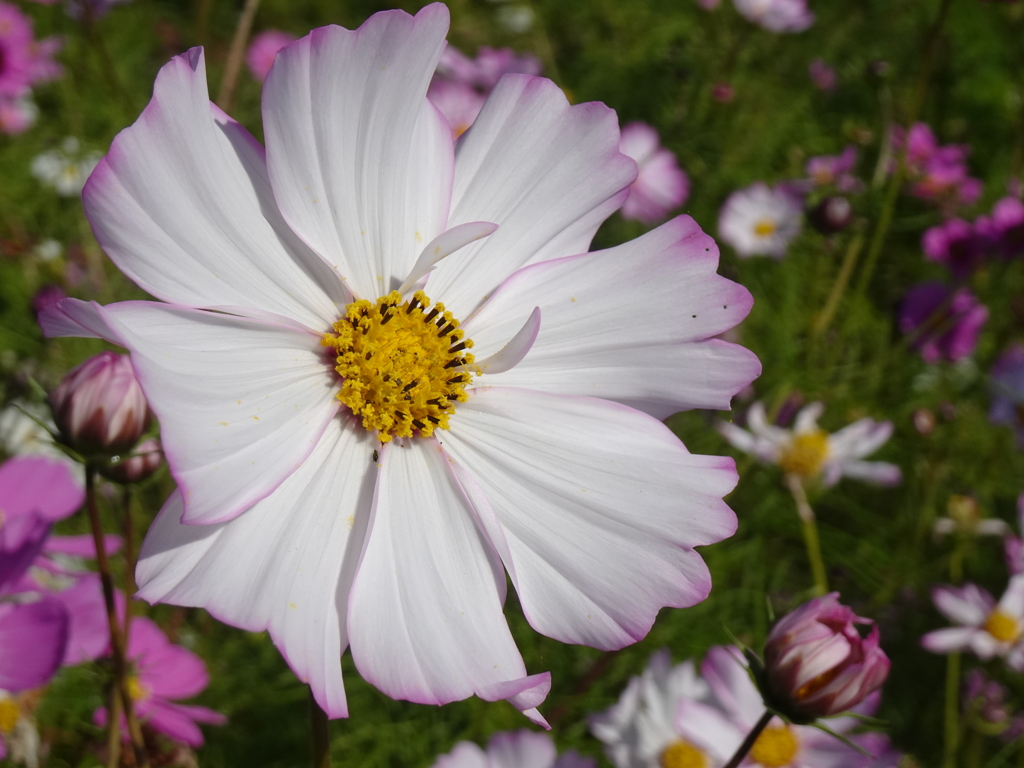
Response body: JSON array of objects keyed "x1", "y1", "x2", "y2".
[
  {"x1": 245, "y1": 30, "x2": 295, "y2": 83},
  {"x1": 805, "y1": 146, "x2": 860, "y2": 192},
  {"x1": 96, "y1": 617, "x2": 225, "y2": 747},
  {"x1": 922, "y1": 218, "x2": 990, "y2": 278},
  {"x1": 990, "y1": 196, "x2": 1024, "y2": 258},
  {"x1": 42, "y1": 4, "x2": 758, "y2": 723},
  {"x1": 898, "y1": 282, "x2": 988, "y2": 363},
  {"x1": 1005, "y1": 495, "x2": 1024, "y2": 575},
  {"x1": 426, "y1": 79, "x2": 485, "y2": 138},
  {"x1": 618, "y1": 122, "x2": 689, "y2": 223},
  {"x1": 808, "y1": 58, "x2": 836, "y2": 91},
  {"x1": 31, "y1": 284, "x2": 67, "y2": 321},
  {"x1": 990, "y1": 344, "x2": 1024, "y2": 447},
  {"x1": 0, "y1": 456, "x2": 84, "y2": 592},
  {"x1": 895, "y1": 123, "x2": 983, "y2": 210},
  {"x1": 0, "y1": 3, "x2": 35, "y2": 97},
  {"x1": 0, "y1": 599, "x2": 68, "y2": 692},
  {"x1": 49, "y1": 351, "x2": 150, "y2": 456},
  {"x1": 732, "y1": 0, "x2": 814, "y2": 32},
  {"x1": 763, "y1": 593, "x2": 890, "y2": 720},
  {"x1": 433, "y1": 730, "x2": 593, "y2": 768},
  {"x1": 922, "y1": 577, "x2": 1024, "y2": 669}
]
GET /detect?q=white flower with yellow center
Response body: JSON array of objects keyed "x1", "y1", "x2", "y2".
[
  {"x1": 41, "y1": 5, "x2": 759, "y2": 722},
  {"x1": 717, "y1": 402, "x2": 901, "y2": 487},
  {"x1": 922, "y1": 576, "x2": 1024, "y2": 670},
  {"x1": 717, "y1": 183, "x2": 803, "y2": 259}
]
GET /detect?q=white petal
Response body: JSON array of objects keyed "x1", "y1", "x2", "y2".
[
  {"x1": 432, "y1": 742, "x2": 489, "y2": 768},
  {"x1": 999, "y1": 574, "x2": 1024, "y2": 618},
  {"x1": 262, "y1": 6, "x2": 453, "y2": 300},
  {"x1": 838, "y1": 460, "x2": 902, "y2": 486},
  {"x1": 429, "y1": 75, "x2": 637, "y2": 320},
  {"x1": 932, "y1": 584, "x2": 992, "y2": 626},
  {"x1": 675, "y1": 699, "x2": 744, "y2": 762},
  {"x1": 474, "y1": 307, "x2": 541, "y2": 375},
  {"x1": 462, "y1": 216, "x2": 759, "y2": 417},
  {"x1": 346, "y1": 438, "x2": 550, "y2": 719},
  {"x1": 102, "y1": 302, "x2": 339, "y2": 524},
  {"x1": 793, "y1": 402, "x2": 824, "y2": 434},
  {"x1": 38, "y1": 298, "x2": 122, "y2": 344},
  {"x1": 487, "y1": 731, "x2": 557, "y2": 768},
  {"x1": 700, "y1": 645, "x2": 764, "y2": 729},
  {"x1": 399, "y1": 221, "x2": 498, "y2": 295},
  {"x1": 442, "y1": 387, "x2": 737, "y2": 650},
  {"x1": 84, "y1": 49, "x2": 348, "y2": 329},
  {"x1": 136, "y1": 417, "x2": 376, "y2": 718}
]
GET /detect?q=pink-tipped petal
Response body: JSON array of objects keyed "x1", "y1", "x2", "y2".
[
  {"x1": 463, "y1": 216, "x2": 759, "y2": 418},
  {"x1": 38, "y1": 298, "x2": 123, "y2": 344},
  {"x1": 933, "y1": 584, "x2": 992, "y2": 626},
  {"x1": 429, "y1": 74, "x2": 637, "y2": 320},
  {"x1": 443, "y1": 387, "x2": 737, "y2": 650},
  {"x1": 136, "y1": 418, "x2": 375, "y2": 719},
  {"x1": 347, "y1": 438, "x2": 546, "y2": 717},
  {"x1": 921, "y1": 627, "x2": 978, "y2": 654},
  {"x1": 262, "y1": 5, "x2": 454, "y2": 301},
  {"x1": 101, "y1": 302, "x2": 339, "y2": 525},
  {"x1": 84, "y1": 49, "x2": 348, "y2": 328}
]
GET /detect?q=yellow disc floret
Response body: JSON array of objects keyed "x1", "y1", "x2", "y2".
[
  {"x1": 127, "y1": 675, "x2": 149, "y2": 702},
  {"x1": 984, "y1": 609, "x2": 1022, "y2": 644},
  {"x1": 779, "y1": 430, "x2": 830, "y2": 478},
  {"x1": 749, "y1": 724, "x2": 799, "y2": 767},
  {"x1": 322, "y1": 290, "x2": 475, "y2": 442},
  {"x1": 0, "y1": 698, "x2": 19, "y2": 733},
  {"x1": 660, "y1": 739, "x2": 709, "y2": 768},
  {"x1": 753, "y1": 218, "x2": 778, "y2": 237}
]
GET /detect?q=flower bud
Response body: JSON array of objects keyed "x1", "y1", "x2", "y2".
[
  {"x1": 762, "y1": 593, "x2": 890, "y2": 721},
  {"x1": 809, "y1": 196, "x2": 853, "y2": 234},
  {"x1": 99, "y1": 438, "x2": 163, "y2": 484},
  {"x1": 50, "y1": 352, "x2": 150, "y2": 456}
]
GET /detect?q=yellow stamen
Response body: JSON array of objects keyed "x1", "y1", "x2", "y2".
[
  {"x1": 753, "y1": 218, "x2": 778, "y2": 237},
  {"x1": 779, "y1": 430, "x2": 830, "y2": 478},
  {"x1": 750, "y1": 724, "x2": 799, "y2": 767},
  {"x1": 127, "y1": 675, "x2": 149, "y2": 702},
  {"x1": 659, "y1": 739, "x2": 708, "y2": 768},
  {"x1": 984, "y1": 610, "x2": 1021, "y2": 644},
  {"x1": 0, "y1": 698, "x2": 19, "y2": 733},
  {"x1": 322, "y1": 290, "x2": 474, "y2": 442}
]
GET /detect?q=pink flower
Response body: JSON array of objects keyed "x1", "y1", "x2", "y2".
[
  {"x1": 245, "y1": 29, "x2": 295, "y2": 82},
  {"x1": 49, "y1": 351, "x2": 151, "y2": 456},
  {"x1": 922, "y1": 217, "x2": 990, "y2": 278},
  {"x1": 732, "y1": 0, "x2": 814, "y2": 32},
  {"x1": 433, "y1": 730, "x2": 594, "y2": 768},
  {"x1": 618, "y1": 122, "x2": 689, "y2": 223},
  {"x1": 0, "y1": 599, "x2": 68, "y2": 692},
  {"x1": 898, "y1": 282, "x2": 988, "y2": 363},
  {"x1": 42, "y1": 4, "x2": 759, "y2": 722},
  {"x1": 808, "y1": 58, "x2": 836, "y2": 91},
  {"x1": 805, "y1": 146, "x2": 860, "y2": 192},
  {"x1": 426, "y1": 79, "x2": 485, "y2": 138},
  {"x1": 763, "y1": 593, "x2": 890, "y2": 720},
  {"x1": 922, "y1": 577, "x2": 1024, "y2": 669},
  {"x1": 894, "y1": 123, "x2": 983, "y2": 210},
  {"x1": 0, "y1": 95, "x2": 36, "y2": 134},
  {"x1": 0, "y1": 456, "x2": 84, "y2": 593},
  {"x1": 990, "y1": 196, "x2": 1024, "y2": 258},
  {"x1": 0, "y1": 3, "x2": 35, "y2": 96},
  {"x1": 96, "y1": 617, "x2": 225, "y2": 747}
]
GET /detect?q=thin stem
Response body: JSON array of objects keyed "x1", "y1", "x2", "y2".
[
  {"x1": 855, "y1": 0, "x2": 955, "y2": 296},
  {"x1": 812, "y1": 229, "x2": 866, "y2": 336},
  {"x1": 216, "y1": 0, "x2": 261, "y2": 112},
  {"x1": 105, "y1": 685, "x2": 121, "y2": 768},
  {"x1": 309, "y1": 687, "x2": 331, "y2": 768},
  {"x1": 944, "y1": 651, "x2": 961, "y2": 768},
  {"x1": 122, "y1": 486, "x2": 136, "y2": 643},
  {"x1": 786, "y1": 474, "x2": 829, "y2": 595},
  {"x1": 723, "y1": 710, "x2": 774, "y2": 768},
  {"x1": 86, "y1": 468, "x2": 150, "y2": 768}
]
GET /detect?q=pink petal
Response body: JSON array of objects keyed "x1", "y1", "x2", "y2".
[{"x1": 0, "y1": 598, "x2": 68, "y2": 691}]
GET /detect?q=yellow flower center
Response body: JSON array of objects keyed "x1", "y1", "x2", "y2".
[
  {"x1": 778, "y1": 430, "x2": 830, "y2": 478},
  {"x1": 750, "y1": 724, "x2": 799, "y2": 768},
  {"x1": 127, "y1": 675, "x2": 149, "y2": 702},
  {"x1": 659, "y1": 739, "x2": 708, "y2": 768},
  {"x1": 0, "y1": 698, "x2": 19, "y2": 733},
  {"x1": 984, "y1": 610, "x2": 1022, "y2": 644},
  {"x1": 322, "y1": 290, "x2": 474, "y2": 442},
  {"x1": 753, "y1": 218, "x2": 778, "y2": 237}
]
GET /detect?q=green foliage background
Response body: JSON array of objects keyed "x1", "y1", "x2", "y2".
[{"x1": 3, "y1": 0, "x2": 1024, "y2": 765}]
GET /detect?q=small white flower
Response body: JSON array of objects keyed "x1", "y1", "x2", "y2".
[
  {"x1": 31, "y1": 138, "x2": 102, "y2": 197},
  {"x1": 922, "y1": 576, "x2": 1024, "y2": 670},
  {"x1": 33, "y1": 239, "x2": 62, "y2": 262},
  {"x1": 496, "y1": 5, "x2": 535, "y2": 32},
  {"x1": 717, "y1": 182, "x2": 802, "y2": 259},
  {"x1": 717, "y1": 401, "x2": 901, "y2": 486},
  {"x1": 933, "y1": 495, "x2": 1009, "y2": 539}
]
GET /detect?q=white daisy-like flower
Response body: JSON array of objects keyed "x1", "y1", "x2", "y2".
[
  {"x1": 932, "y1": 495, "x2": 1009, "y2": 539},
  {"x1": 717, "y1": 182, "x2": 803, "y2": 259},
  {"x1": 717, "y1": 402, "x2": 901, "y2": 487},
  {"x1": 589, "y1": 650, "x2": 711, "y2": 768},
  {"x1": 41, "y1": 5, "x2": 759, "y2": 722},
  {"x1": 31, "y1": 137, "x2": 102, "y2": 197},
  {"x1": 922, "y1": 577, "x2": 1024, "y2": 670}
]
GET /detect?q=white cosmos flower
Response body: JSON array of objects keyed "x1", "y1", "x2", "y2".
[
  {"x1": 717, "y1": 182, "x2": 803, "y2": 259},
  {"x1": 717, "y1": 402, "x2": 901, "y2": 487},
  {"x1": 41, "y1": 5, "x2": 759, "y2": 723},
  {"x1": 30, "y1": 137, "x2": 101, "y2": 197},
  {"x1": 589, "y1": 650, "x2": 711, "y2": 768},
  {"x1": 922, "y1": 577, "x2": 1024, "y2": 671}
]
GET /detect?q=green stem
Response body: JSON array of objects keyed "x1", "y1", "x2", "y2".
[
  {"x1": 122, "y1": 486, "x2": 136, "y2": 644},
  {"x1": 723, "y1": 710, "x2": 774, "y2": 768},
  {"x1": 86, "y1": 468, "x2": 150, "y2": 768},
  {"x1": 812, "y1": 229, "x2": 866, "y2": 336},
  {"x1": 310, "y1": 687, "x2": 331, "y2": 768},
  {"x1": 944, "y1": 651, "x2": 961, "y2": 768},
  {"x1": 216, "y1": 0, "x2": 261, "y2": 112},
  {"x1": 786, "y1": 474, "x2": 829, "y2": 595}
]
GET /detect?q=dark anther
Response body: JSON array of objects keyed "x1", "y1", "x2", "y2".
[
  {"x1": 382, "y1": 374, "x2": 390, "y2": 382},
  {"x1": 444, "y1": 358, "x2": 464, "y2": 369},
  {"x1": 395, "y1": 411, "x2": 408, "y2": 419},
  {"x1": 424, "y1": 308, "x2": 440, "y2": 323},
  {"x1": 406, "y1": 297, "x2": 420, "y2": 314},
  {"x1": 365, "y1": 351, "x2": 373, "y2": 360},
  {"x1": 438, "y1": 323, "x2": 455, "y2": 337},
  {"x1": 402, "y1": 381, "x2": 418, "y2": 392},
  {"x1": 426, "y1": 398, "x2": 445, "y2": 406},
  {"x1": 381, "y1": 311, "x2": 395, "y2": 325},
  {"x1": 447, "y1": 376, "x2": 465, "y2": 384},
  {"x1": 426, "y1": 415, "x2": 440, "y2": 424},
  {"x1": 412, "y1": 419, "x2": 425, "y2": 430},
  {"x1": 448, "y1": 341, "x2": 467, "y2": 354}
]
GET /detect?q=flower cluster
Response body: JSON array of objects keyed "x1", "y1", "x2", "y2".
[
  {"x1": 894, "y1": 123, "x2": 983, "y2": 212},
  {"x1": 0, "y1": 2, "x2": 62, "y2": 135}
]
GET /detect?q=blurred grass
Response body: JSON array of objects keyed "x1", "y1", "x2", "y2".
[{"x1": 4, "y1": 0, "x2": 1024, "y2": 765}]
